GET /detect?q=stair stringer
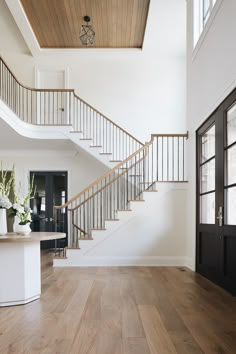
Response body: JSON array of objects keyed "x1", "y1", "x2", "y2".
[
  {"x1": 53, "y1": 183, "x2": 188, "y2": 267},
  {"x1": 65, "y1": 130, "x2": 118, "y2": 168}
]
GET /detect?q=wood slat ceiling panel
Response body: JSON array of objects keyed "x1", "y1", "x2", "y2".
[{"x1": 20, "y1": 0, "x2": 150, "y2": 48}]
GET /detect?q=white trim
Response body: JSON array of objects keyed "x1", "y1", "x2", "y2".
[
  {"x1": 34, "y1": 66, "x2": 70, "y2": 89},
  {"x1": 192, "y1": 0, "x2": 224, "y2": 60},
  {"x1": 54, "y1": 254, "x2": 189, "y2": 267},
  {"x1": 0, "y1": 295, "x2": 40, "y2": 307},
  {"x1": 193, "y1": 77, "x2": 236, "y2": 131},
  {"x1": 5, "y1": 0, "x2": 143, "y2": 57},
  {"x1": 5, "y1": 0, "x2": 41, "y2": 56},
  {"x1": 185, "y1": 257, "x2": 195, "y2": 271}
]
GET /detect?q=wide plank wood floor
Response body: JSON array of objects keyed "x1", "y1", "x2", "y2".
[{"x1": 0, "y1": 251, "x2": 236, "y2": 353}]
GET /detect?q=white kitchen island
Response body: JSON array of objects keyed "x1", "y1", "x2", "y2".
[{"x1": 0, "y1": 232, "x2": 65, "y2": 307}]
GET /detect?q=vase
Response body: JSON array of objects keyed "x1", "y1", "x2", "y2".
[
  {"x1": 0, "y1": 208, "x2": 7, "y2": 236},
  {"x1": 13, "y1": 216, "x2": 31, "y2": 235}
]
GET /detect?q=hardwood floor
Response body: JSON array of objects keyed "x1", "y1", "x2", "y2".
[{"x1": 0, "y1": 252, "x2": 236, "y2": 353}]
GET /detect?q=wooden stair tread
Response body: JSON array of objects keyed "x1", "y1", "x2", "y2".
[
  {"x1": 91, "y1": 228, "x2": 106, "y2": 230},
  {"x1": 139, "y1": 181, "x2": 156, "y2": 184},
  {"x1": 90, "y1": 145, "x2": 102, "y2": 148},
  {"x1": 144, "y1": 190, "x2": 158, "y2": 192},
  {"x1": 70, "y1": 130, "x2": 82, "y2": 133},
  {"x1": 104, "y1": 219, "x2": 119, "y2": 221},
  {"x1": 110, "y1": 160, "x2": 122, "y2": 162},
  {"x1": 79, "y1": 237, "x2": 93, "y2": 240},
  {"x1": 100, "y1": 152, "x2": 112, "y2": 155},
  {"x1": 129, "y1": 199, "x2": 145, "y2": 202},
  {"x1": 157, "y1": 180, "x2": 188, "y2": 183},
  {"x1": 80, "y1": 138, "x2": 93, "y2": 140},
  {"x1": 116, "y1": 209, "x2": 132, "y2": 211}
]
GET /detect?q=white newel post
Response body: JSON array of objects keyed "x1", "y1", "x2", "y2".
[{"x1": 0, "y1": 208, "x2": 7, "y2": 235}]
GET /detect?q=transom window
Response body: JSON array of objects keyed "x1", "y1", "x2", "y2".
[{"x1": 194, "y1": 0, "x2": 217, "y2": 47}]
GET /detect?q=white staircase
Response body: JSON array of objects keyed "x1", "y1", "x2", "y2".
[{"x1": 0, "y1": 56, "x2": 188, "y2": 267}]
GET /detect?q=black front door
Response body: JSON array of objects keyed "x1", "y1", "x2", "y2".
[
  {"x1": 196, "y1": 89, "x2": 236, "y2": 295},
  {"x1": 30, "y1": 171, "x2": 68, "y2": 249}
]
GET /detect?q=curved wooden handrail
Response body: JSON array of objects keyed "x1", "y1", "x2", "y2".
[
  {"x1": 0, "y1": 55, "x2": 143, "y2": 146},
  {"x1": 55, "y1": 136, "x2": 154, "y2": 209}
]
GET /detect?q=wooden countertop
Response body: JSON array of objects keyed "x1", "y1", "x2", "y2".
[{"x1": 0, "y1": 232, "x2": 66, "y2": 243}]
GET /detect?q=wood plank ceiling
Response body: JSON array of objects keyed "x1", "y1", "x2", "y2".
[{"x1": 20, "y1": 0, "x2": 150, "y2": 48}]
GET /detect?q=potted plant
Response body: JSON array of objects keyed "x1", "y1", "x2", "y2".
[{"x1": 0, "y1": 163, "x2": 14, "y2": 235}]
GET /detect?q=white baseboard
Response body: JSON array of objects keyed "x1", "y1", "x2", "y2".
[
  {"x1": 185, "y1": 257, "x2": 195, "y2": 271},
  {"x1": 54, "y1": 255, "x2": 189, "y2": 267}
]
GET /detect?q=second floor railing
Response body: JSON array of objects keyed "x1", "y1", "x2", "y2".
[{"x1": 0, "y1": 56, "x2": 143, "y2": 161}]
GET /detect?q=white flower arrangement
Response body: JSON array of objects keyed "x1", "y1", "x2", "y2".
[
  {"x1": 0, "y1": 162, "x2": 14, "y2": 209},
  {"x1": 10, "y1": 176, "x2": 35, "y2": 225}
]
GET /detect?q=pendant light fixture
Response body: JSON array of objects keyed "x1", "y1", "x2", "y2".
[{"x1": 80, "y1": 16, "x2": 95, "y2": 46}]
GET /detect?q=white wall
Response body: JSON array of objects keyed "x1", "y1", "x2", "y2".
[
  {"x1": 0, "y1": 0, "x2": 186, "y2": 142},
  {"x1": 0, "y1": 148, "x2": 107, "y2": 200},
  {"x1": 54, "y1": 184, "x2": 189, "y2": 267},
  {"x1": 186, "y1": 0, "x2": 236, "y2": 269},
  {"x1": 0, "y1": 0, "x2": 188, "y2": 264}
]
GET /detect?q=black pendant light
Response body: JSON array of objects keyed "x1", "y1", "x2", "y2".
[{"x1": 80, "y1": 16, "x2": 95, "y2": 46}]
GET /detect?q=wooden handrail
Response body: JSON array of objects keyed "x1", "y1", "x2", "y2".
[
  {"x1": 69, "y1": 155, "x2": 146, "y2": 211},
  {"x1": 55, "y1": 137, "x2": 154, "y2": 209},
  {"x1": 74, "y1": 92, "x2": 144, "y2": 146},
  {"x1": 0, "y1": 56, "x2": 74, "y2": 92},
  {"x1": 0, "y1": 55, "x2": 143, "y2": 146},
  {"x1": 55, "y1": 132, "x2": 188, "y2": 210},
  {"x1": 151, "y1": 132, "x2": 189, "y2": 139}
]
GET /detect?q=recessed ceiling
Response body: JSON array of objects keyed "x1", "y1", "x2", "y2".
[{"x1": 20, "y1": 0, "x2": 150, "y2": 49}]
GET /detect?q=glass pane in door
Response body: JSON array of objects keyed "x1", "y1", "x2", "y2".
[
  {"x1": 53, "y1": 174, "x2": 67, "y2": 233},
  {"x1": 200, "y1": 158, "x2": 215, "y2": 193},
  {"x1": 227, "y1": 145, "x2": 236, "y2": 185},
  {"x1": 200, "y1": 192, "x2": 215, "y2": 224},
  {"x1": 200, "y1": 124, "x2": 216, "y2": 224},
  {"x1": 227, "y1": 103, "x2": 236, "y2": 145},
  {"x1": 225, "y1": 103, "x2": 236, "y2": 225},
  {"x1": 31, "y1": 175, "x2": 47, "y2": 232},
  {"x1": 201, "y1": 125, "x2": 215, "y2": 162}
]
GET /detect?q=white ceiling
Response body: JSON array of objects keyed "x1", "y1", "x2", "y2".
[{"x1": 0, "y1": 118, "x2": 75, "y2": 151}]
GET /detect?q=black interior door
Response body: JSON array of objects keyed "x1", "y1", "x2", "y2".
[
  {"x1": 30, "y1": 171, "x2": 68, "y2": 249},
  {"x1": 196, "y1": 89, "x2": 236, "y2": 295}
]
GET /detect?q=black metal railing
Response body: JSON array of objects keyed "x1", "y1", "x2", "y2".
[
  {"x1": 55, "y1": 133, "x2": 188, "y2": 248},
  {"x1": 0, "y1": 56, "x2": 143, "y2": 161}
]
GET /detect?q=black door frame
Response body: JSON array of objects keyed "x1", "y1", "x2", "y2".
[
  {"x1": 30, "y1": 171, "x2": 68, "y2": 249},
  {"x1": 196, "y1": 88, "x2": 236, "y2": 295}
]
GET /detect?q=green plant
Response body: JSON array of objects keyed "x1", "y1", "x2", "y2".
[{"x1": 0, "y1": 162, "x2": 14, "y2": 209}]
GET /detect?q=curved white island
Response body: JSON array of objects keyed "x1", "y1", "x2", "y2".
[{"x1": 0, "y1": 232, "x2": 65, "y2": 307}]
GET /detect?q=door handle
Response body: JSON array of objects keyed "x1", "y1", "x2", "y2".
[
  {"x1": 49, "y1": 218, "x2": 54, "y2": 222},
  {"x1": 216, "y1": 206, "x2": 223, "y2": 227}
]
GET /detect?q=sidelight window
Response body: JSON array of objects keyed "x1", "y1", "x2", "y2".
[{"x1": 193, "y1": 0, "x2": 218, "y2": 47}]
